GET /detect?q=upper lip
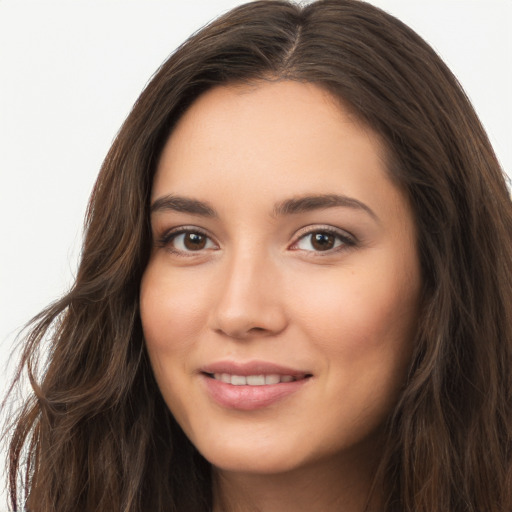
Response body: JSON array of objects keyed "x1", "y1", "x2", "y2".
[{"x1": 200, "y1": 360, "x2": 311, "y2": 378}]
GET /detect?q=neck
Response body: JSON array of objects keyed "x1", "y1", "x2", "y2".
[{"x1": 211, "y1": 444, "x2": 383, "y2": 512}]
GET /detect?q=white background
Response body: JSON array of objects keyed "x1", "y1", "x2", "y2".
[{"x1": 0, "y1": 0, "x2": 511, "y2": 508}]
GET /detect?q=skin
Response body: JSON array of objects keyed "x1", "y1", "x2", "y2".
[{"x1": 140, "y1": 80, "x2": 422, "y2": 512}]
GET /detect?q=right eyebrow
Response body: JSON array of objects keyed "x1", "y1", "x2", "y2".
[
  {"x1": 273, "y1": 193, "x2": 379, "y2": 222},
  {"x1": 150, "y1": 194, "x2": 218, "y2": 217}
]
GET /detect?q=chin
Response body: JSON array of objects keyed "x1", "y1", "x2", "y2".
[
  {"x1": 193, "y1": 432, "x2": 311, "y2": 475},
  {"x1": 209, "y1": 451, "x2": 307, "y2": 476}
]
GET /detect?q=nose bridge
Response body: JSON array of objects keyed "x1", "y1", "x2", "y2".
[{"x1": 210, "y1": 241, "x2": 286, "y2": 338}]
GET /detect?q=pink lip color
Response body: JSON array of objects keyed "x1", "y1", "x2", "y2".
[
  {"x1": 200, "y1": 360, "x2": 311, "y2": 411},
  {"x1": 201, "y1": 360, "x2": 308, "y2": 377}
]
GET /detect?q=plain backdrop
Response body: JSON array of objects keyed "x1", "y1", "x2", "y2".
[{"x1": 0, "y1": 0, "x2": 511, "y2": 508}]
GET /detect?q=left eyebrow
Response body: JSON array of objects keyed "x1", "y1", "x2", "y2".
[
  {"x1": 272, "y1": 194, "x2": 379, "y2": 222},
  {"x1": 150, "y1": 194, "x2": 217, "y2": 217}
]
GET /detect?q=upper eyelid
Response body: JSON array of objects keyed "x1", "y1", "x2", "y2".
[
  {"x1": 156, "y1": 225, "x2": 218, "y2": 248},
  {"x1": 155, "y1": 224, "x2": 356, "y2": 248},
  {"x1": 288, "y1": 226, "x2": 357, "y2": 255},
  {"x1": 291, "y1": 224, "x2": 356, "y2": 242},
  {"x1": 158, "y1": 225, "x2": 213, "y2": 239}
]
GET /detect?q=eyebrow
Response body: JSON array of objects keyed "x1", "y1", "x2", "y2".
[
  {"x1": 150, "y1": 195, "x2": 217, "y2": 217},
  {"x1": 273, "y1": 194, "x2": 378, "y2": 221},
  {"x1": 150, "y1": 193, "x2": 378, "y2": 221}
]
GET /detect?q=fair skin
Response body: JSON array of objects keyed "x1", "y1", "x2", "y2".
[{"x1": 140, "y1": 80, "x2": 422, "y2": 512}]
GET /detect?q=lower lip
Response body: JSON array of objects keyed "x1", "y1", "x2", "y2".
[{"x1": 201, "y1": 374, "x2": 310, "y2": 410}]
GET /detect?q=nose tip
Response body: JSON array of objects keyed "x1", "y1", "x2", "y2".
[
  {"x1": 213, "y1": 309, "x2": 286, "y2": 340},
  {"x1": 208, "y1": 256, "x2": 287, "y2": 340}
]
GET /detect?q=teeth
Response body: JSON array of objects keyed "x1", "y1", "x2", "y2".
[
  {"x1": 265, "y1": 374, "x2": 280, "y2": 385},
  {"x1": 231, "y1": 375, "x2": 246, "y2": 386},
  {"x1": 212, "y1": 373, "x2": 297, "y2": 385},
  {"x1": 247, "y1": 375, "x2": 265, "y2": 385}
]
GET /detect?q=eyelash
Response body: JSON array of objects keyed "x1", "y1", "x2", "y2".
[
  {"x1": 290, "y1": 226, "x2": 357, "y2": 255},
  {"x1": 157, "y1": 226, "x2": 217, "y2": 257},
  {"x1": 156, "y1": 225, "x2": 357, "y2": 257}
]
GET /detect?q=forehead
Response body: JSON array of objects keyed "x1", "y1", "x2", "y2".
[{"x1": 152, "y1": 80, "x2": 406, "y2": 223}]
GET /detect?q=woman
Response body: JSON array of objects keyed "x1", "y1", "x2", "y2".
[{"x1": 5, "y1": 1, "x2": 511, "y2": 511}]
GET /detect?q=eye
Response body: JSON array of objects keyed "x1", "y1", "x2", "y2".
[
  {"x1": 159, "y1": 228, "x2": 218, "y2": 254},
  {"x1": 292, "y1": 228, "x2": 355, "y2": 253}
]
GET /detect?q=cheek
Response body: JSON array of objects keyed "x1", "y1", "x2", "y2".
[
  {"x1": 296, "y1": 259, "x2": 420, "y2": 440},
  {"x1": 140, "y1": 263, "x2": 209, "y2": 356},
  {"x1": 139, "y1": 263, "x2": 212, "y2": 421},
  {"x1": 139, "y1": 264, "x2": 208, "y2": 426},
  {"x1": 293, "y1": 251, "x2": 420, "y2": 366}
]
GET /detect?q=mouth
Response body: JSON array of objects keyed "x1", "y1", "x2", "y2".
[
  {"x1": 200, "y1": 362, "x2": 313, "y2": 410},
  {"x1": 204, "y1": 372, "x2": 310, "y2": 386}
]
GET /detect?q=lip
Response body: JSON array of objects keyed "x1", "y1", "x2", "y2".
[
  {"x1": 201, "y1": 360, "x2": 309, "y2": 378},
  {"x1": 199, "y1": 360, "x2": 312, "y2": 411}
]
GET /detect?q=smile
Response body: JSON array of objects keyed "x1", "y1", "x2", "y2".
[
  {"x1": 209, "y1": 373, "x2": 300, "y2": 385},
  {"x1": 200, "y1": 364, "x2": 312, "y2": 410}
]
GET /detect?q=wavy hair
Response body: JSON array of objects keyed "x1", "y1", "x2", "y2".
[{"x1": 5, "y1": 1, "x2": 511, "y2": 511}]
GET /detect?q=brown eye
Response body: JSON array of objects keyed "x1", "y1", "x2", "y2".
[
  {"x1": 167, "y1": 230, "x2": 216, "y2": 253},
  {"x1": 183, "y1": 232, "x2": 207, "y2": 250},
  {"x1": 311, "y1": 232, "x2": 335, "y2": 251},
  {"x1": 294, "y1": 229, "x2": 351, "y2": 253}
]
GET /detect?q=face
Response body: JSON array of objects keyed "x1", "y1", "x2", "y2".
[{"x1": 140, "y1": 81, "x2": 421, "y2": 476}]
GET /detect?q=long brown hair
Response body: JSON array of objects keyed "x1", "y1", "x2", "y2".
[{"x1": 5, "y1": 1, "x2": 511, "y2": 511}]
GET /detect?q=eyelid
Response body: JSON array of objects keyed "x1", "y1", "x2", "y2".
[
  {"x1": 289, "y1": 225, "x2": 357, "y2": 253},
  {"x1": 156, "y1": 225, "x2": 219, "y2": 254},
  {"x1": 155, "y1": 224, "x2": 356, "y2": 256}
]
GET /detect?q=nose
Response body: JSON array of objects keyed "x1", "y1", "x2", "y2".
[{"x1": 208, "y1": 249, "x2": 288, "y2": 340}]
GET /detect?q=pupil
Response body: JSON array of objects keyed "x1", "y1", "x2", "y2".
[
  {"x1": 312, "y1": 232, "x2": 334, "y2": 251},
  {"x1": 184, "y1": 233, "x2": 206, "y2": 250}
]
